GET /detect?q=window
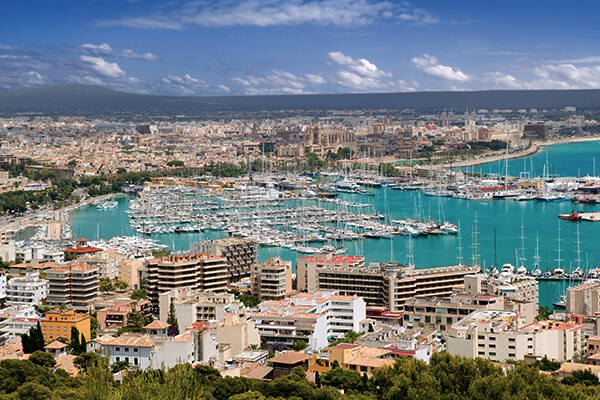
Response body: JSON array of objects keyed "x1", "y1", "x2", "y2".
[
  {"x1": 489, "y1": 336, "x2": 496, "y2": 341},
  {"x1": 478, "y1": 335, "x2": 484, "y2": 340},
  {"x1": 509, "y1": 345, "x2": 515, "y2": 350},
  {"x1": 508, "y1": 353, "x2": 516, "y2": 358},
  {"x1": 125, "y1": 348, "x2": 129, "y2": 352},
  {"x1": 478, "y1": 351, "x2": 485, "y2": 355},
  {"x1": 116, "y1": 347, "x2": 120, "y2": 351},
  {"x1": 134, "y1": 358, "x2": 138, "y2": 366},
  {"x1": 489, "y1": 344, "x2": 496, "y2": 348},
  {"x1": 43, "y1": 326, "x2": 46, "y2": 330},
  {"x1": 64, "y1": 327, "x2": 68, "y2": 331},
  {"x1": 116, "y1": 357, "x2": 120, "y2": 362},
  {"x1": 508, "y1": 338, "x2": 515, "y2": 342},
  {"x1": 489, "y1": 352, "x2": 496, "y2": 356},
  {"x1": 134, "y1": 348, "x2": 139, "y2": 353}
]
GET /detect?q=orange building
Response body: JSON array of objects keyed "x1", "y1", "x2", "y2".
[{"x1": 40, "y1": 308, "x2": 91, "y2": 343}]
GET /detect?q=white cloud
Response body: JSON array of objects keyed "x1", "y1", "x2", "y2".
[
  {"x1": 159, "y1": 73, "x2": 211, "y2": 94},
  {"x1": 98, "y1": 0, "x2": 438, "y2": 29},
  {"x1": 397, "y1": 8, "x2": 439, "y2": 25},
  {"x1": 410, "y1": 54, "x2": 470, "y2": 82},
  {"x1": 80, "y1": 55, "x2": 127, "y2": 78},
  {"x1": 218, "y1": 84, "x2": 231, "y2": 93},
  {"x1": 0, "y1": 70, "x2": 50, "y2": 90},
  {"x1": 483, "y1": 72, "x2": 533, "y2": 90},
  {"x1": 305, "y1": 73, "x2": 327, "y2": 84},
  {"x1": 531, "y1": 63, "x2": 600, "y2": 89},
  {"x1": 80, "y1": 43, "x2": 159, "y2": 60},
  {"x1": 549, "y1": 56, "x2": 600, "y2": 64},
  {"x1": 329, "y1": 51, "x2": 392, "y2": 79}
]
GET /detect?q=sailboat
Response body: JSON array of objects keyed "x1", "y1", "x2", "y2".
[
  {"x1": 552, "y1": 222, "x2": 567, "y2": 308},
  {"x1": 530, "y1": 233, "x2": 542, "y2": 277}
]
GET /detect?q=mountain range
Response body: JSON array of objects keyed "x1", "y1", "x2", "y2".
[{"x1": 1, "y1": 84, "x2": 600, "y2": 117}]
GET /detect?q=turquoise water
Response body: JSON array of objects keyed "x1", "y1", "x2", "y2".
[
  {"x1": 466, "y1": 140, "x2": 600, "y2": 178},
  {"x1": 70, "y1": 142, "x2": 600, "y2": 309}
]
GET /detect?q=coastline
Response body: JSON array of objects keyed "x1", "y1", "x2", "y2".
[{"x1": 451, "y1": 135, "x2": 600, "y2": 168}]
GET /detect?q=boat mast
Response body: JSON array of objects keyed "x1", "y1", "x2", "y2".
[
  {"x1": 575, "y1": 223, "x2": 582, "y2": 271},
  {"x1": 534, "y1": 233, "x2": 541, "y2": 270},
  {"x1": 556, "y1": 221, "x2": 562, "y2": 271},
  {"x1": 520, "y1": 213, "x2": 526, "y2": 269},
  {"x1": 457, "y1": 220, "x2": 463, "y2": 266},
  {"x1": 471, "y1": 212, "x2": 479, "y2": 267}
]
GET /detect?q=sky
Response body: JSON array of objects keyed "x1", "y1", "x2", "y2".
[{"x1": 2, "y1": 0, "x2": 600, "y2": 96}]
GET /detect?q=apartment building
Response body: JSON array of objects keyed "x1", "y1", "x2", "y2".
[
  {"x1": 158, "y1": 288, "x2": 239, "y2": 326},
  {"x1": 462, "y1": 274, "x2": 539, "y2": 307},
  {"x1": 46, "y1": 262, "x2": 99, "y2": 311},
  {"x1": 78, "y1": 249, "x2": 126, "y2": 280},
  {"x1": 117, "y1": 259, "x2": 143, "y2": 288},
  {"x1": 251, "y1": 257, "x2": 292, "y2": 300},
  {"x1": 145, "y1": 254, "x2": 228, "y2": 309},
  {"x1": 251, "y1": 291, "x2": 366, "y2": 350},
  {"x1": 567, "y1": 281, "x2": 600, "y2": 316},
  {"x1": 446, "y1": 310, "x2": 585, "y2": 362},
  {"x1": 192, "y1": 238, "x2": 257, "y2": 283},
  {"x1": 5, "y1": 271, "x2": 48, "y2": 306},
  {"x1": 402, "y1": 294, "x2": 506, "y2": 333},
  {"x1": 40, "y1": 308, "x2": 91, "y2": 343},
  {"x1": 96, "y1": 333, "x2": 154, "y2": 370},
  {"x1": 298, "y1": 257, "x2": 478, "y2": 313}
]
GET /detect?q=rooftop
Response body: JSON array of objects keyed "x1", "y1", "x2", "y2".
[{"x1": 269, "y1": 351, "x2": 312, "y2": 365}]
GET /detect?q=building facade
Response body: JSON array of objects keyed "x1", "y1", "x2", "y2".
[
  {"x1": 193, "y1": 238, "x2": 257, "y2": 283},
  {"x1": 41, "y1": 309, "x2": 91, "y2": 343},
  {"x1": 5, "y1": 271, "x2": 48, "y2": 306},
  {"x1": 251, "y1": 257, "x2": 292, "y2": 300},
  {"x1": 46, "y1": 262, "x2": 99, "y2": 311}
]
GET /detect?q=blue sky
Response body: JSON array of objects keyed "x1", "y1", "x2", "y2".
[{"x1": 2, "y1": 0, "x2": 600, "y2": 95}]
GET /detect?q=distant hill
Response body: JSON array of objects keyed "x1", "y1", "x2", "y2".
[{"x1": 1, "y1": 84, "x2": 600, "y2": 116}]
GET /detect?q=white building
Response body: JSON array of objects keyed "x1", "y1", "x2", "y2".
[
  {"x1": 446, "y1": 310, "x2": 585, "y2": 362},
  {"x1": 252, "y1": 291, "x2": 366, "y2": 350},
  {"x1": 0, "y1": 305, "x2": 42, "y2": 338},
  {"x1": 0, "y1": 270, "x2": 6, "y2": 299},
  {"x1": 6, "y1": 271, "x2": 48, "y2": 305},
  {"x1": 97, "y1": 333, "x2": 154, "y2": 370},
  {"x1": 150, "y1": 331, "x2": 196, "y2": 370}
]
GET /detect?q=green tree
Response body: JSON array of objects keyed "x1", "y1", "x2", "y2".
[
  {"x1": 294, "y1": 340, "x2": 308, "y2": 352},
  {"x1": 80, "y1": 332, "x2": 87, "y2": 354},
  {"x1": 99, "y1": 278, "x2": 115, "y2": 293},
  {"x1": 130, "y1": 288, "x2": 147, "y2": 300},
  {"x1": 110, "y1": 360, "x2": 130, "y2": 373},
  {"x1": 16, "y1": 382, "x2": 53, "y2": 400},
  {"x1": 536, "y1": 305, "x2": 553, "y2": 320},
  {"x1": 69, "y1": 327, "x2": 82, "y2": 355},
  {"x1": 28, "y1": 351, "x2": 56, "y2": 368},
  {"x1": 73, "y1": 351, "x2": 106, "y2": 373},
  {"x1": 21, "y1": 321, "x2": 45, "y2": 354},
  {"x1": 114, "y1": 279, "x2": 129, "y2": 290},
  {"x1": 320, "y1": 367, "x2": 362, "y2": 391},
  {"x1": 167, "y1": 299, "x2": 179, "y2": 337},
  {"x1": 167, "y1": 160, "x2": 185, "y2": 167}
]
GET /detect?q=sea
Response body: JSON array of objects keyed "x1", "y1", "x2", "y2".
[{"x1": 69, "y1": 140, "x2": 600, "y2": 309}]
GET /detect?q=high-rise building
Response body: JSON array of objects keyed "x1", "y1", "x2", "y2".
[
  {"x1": 144, "y1": 254, "x2": 228, "y2": 309},
  {"x1": 192, "y1": 238, "x2": 257, "y2": 283},
  {"x1": 46, "y1": 262, "x2": 99, "y2": 311},
  {"x1": 251, "y1": 257, "x2": 292, "y2": 300}
]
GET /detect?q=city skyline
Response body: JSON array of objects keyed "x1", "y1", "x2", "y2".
[{"x1": 3, "y1": 0, "x2": 600, "y2": 96}]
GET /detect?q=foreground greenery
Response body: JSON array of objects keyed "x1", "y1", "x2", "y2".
[{"x1": 2, "y1": 352, "x2": 600, "y2": 399}]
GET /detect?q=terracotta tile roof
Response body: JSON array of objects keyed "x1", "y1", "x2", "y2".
[
  {"x1": 269, "y1": 351, "x2": 311, "y2": 365},
  {"x1": 344, "y1": 356, "x2": 395, "y2": 369},
  {"x1": 331, "y1": 343, "x2": 360, "y2": 350},
  {"x1": 144, "y1": 320, "x2": 169, "y2": 330},
  {"x1": 44, "y1": 341, "x2": 68, "y2": 350},
  {"x1": 241, "y1": 364, "x2": 273, "y2": 380},
  {"x1": 100, "y1": 334, "x2": 154, "y2": 348},
  {"x1": 56, "y1": 354, "x2": 78, "y2": 376}
]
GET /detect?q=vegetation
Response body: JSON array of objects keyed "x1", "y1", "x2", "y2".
[
  {"x1": 4, "y1": 352, "x2": 600, "y2": 400},
  {"x1": 230, "y1": 290, "x2": 261, "y2": 308},
  {"x1": 21, "y1": 322, "x2": 45, "y2": 354},
  {"x1": 99, "y1": 278, "x2": 115, "y2": 293},
  {"x1": 536, "y1": 305, "x2": 553, "y2": 320},
  {"x1": 130, "y1": 288, "x2": 148, "y2": 300},
  {"x1": 329, "y1": 330, "x2": 362, "y2": 347},
  {"x1": 68, "y1": 327, "x2": 87, "y2": 355},
  {"x1": 167, "y1": 299, "x2": 180, "y2": 337},
  {"x1": 115, "y1": 311, "x2": 154, "y2": 337},
  {"x1": 293, "y1": 340, "x2": 308, "y2": 352}
]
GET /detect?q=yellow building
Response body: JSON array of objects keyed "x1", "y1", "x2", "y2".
[
  {"x1": 41, "y1": 309, "x2": 91, "y2": 343},
  {"x1": 309, "y1": 343, "x2": 395, "y2": 375},
  {"x1": 117, "y1": 259, "x2": 143, "y2": 287}
]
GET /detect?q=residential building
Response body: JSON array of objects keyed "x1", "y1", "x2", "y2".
[
  {"x1": 145, "y1": 254, "x2": 228, "y2": 310},
  {"x1": 0, "y1": 270, "x2": 6, "y2": 299},
  {"x1": 327, "y1": 343, "x2": 395, "y2": 375},
  {"x1": 270, "y1": 351, "x2": 312, "y2": 378},
  {"x1": 251, "y1": 291, "x2": 366, "y2": 350},
  {"x1": 96, "y1": 300, "x2": 153, "y2": 330},
  {"x1": 446, "y1": 310, "x2": 585, "y2": 362},
  {"x1": 150, "y1": 331, "x2": 196, "y2": 369},
  {"x1": 402, "y1": 294, "x2": 506, "y2": 334},
  {"x1": 96, "y1": 333, "x2": 154, "y2": 370},
  {"x1": 193, "y1": 238, "x2": 257, "y2": 283},
  {"x1": 117, "y1": 259, "x2": 143, "y2": 288},
  {"x1": 213, "y1": 313, "x2": 261, "y2": 355},
  {"x1": 79, "y1": 249, "x2": 126, "y2": 280},
  {"x1": 41, "y1": 308, "x2": 91, "y2": 343},
  {"x1": 46, "y1": 262, "x2": 99, "y2": 311},
  {"x1": 5, "y1": 271, "x2": 48, "y2": 306},
  {"x1": 567, "y1": 281, "x2": 600, "y2": 316},
  {"x1": 462, "y1": 274, "x2": 539, "y2": 307},
  {"x1": 251, "y1": 257, "x2": 292, "y2": 300},
  {"x1": 0, "y1": 305, "x2": 43, "y2": 338},
  {"x1": 298, "y1": 257, "x2": 479, "y2": 312},
  {"x1": 158, "y1": 288, "x2": 239, "y2": 327}
]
